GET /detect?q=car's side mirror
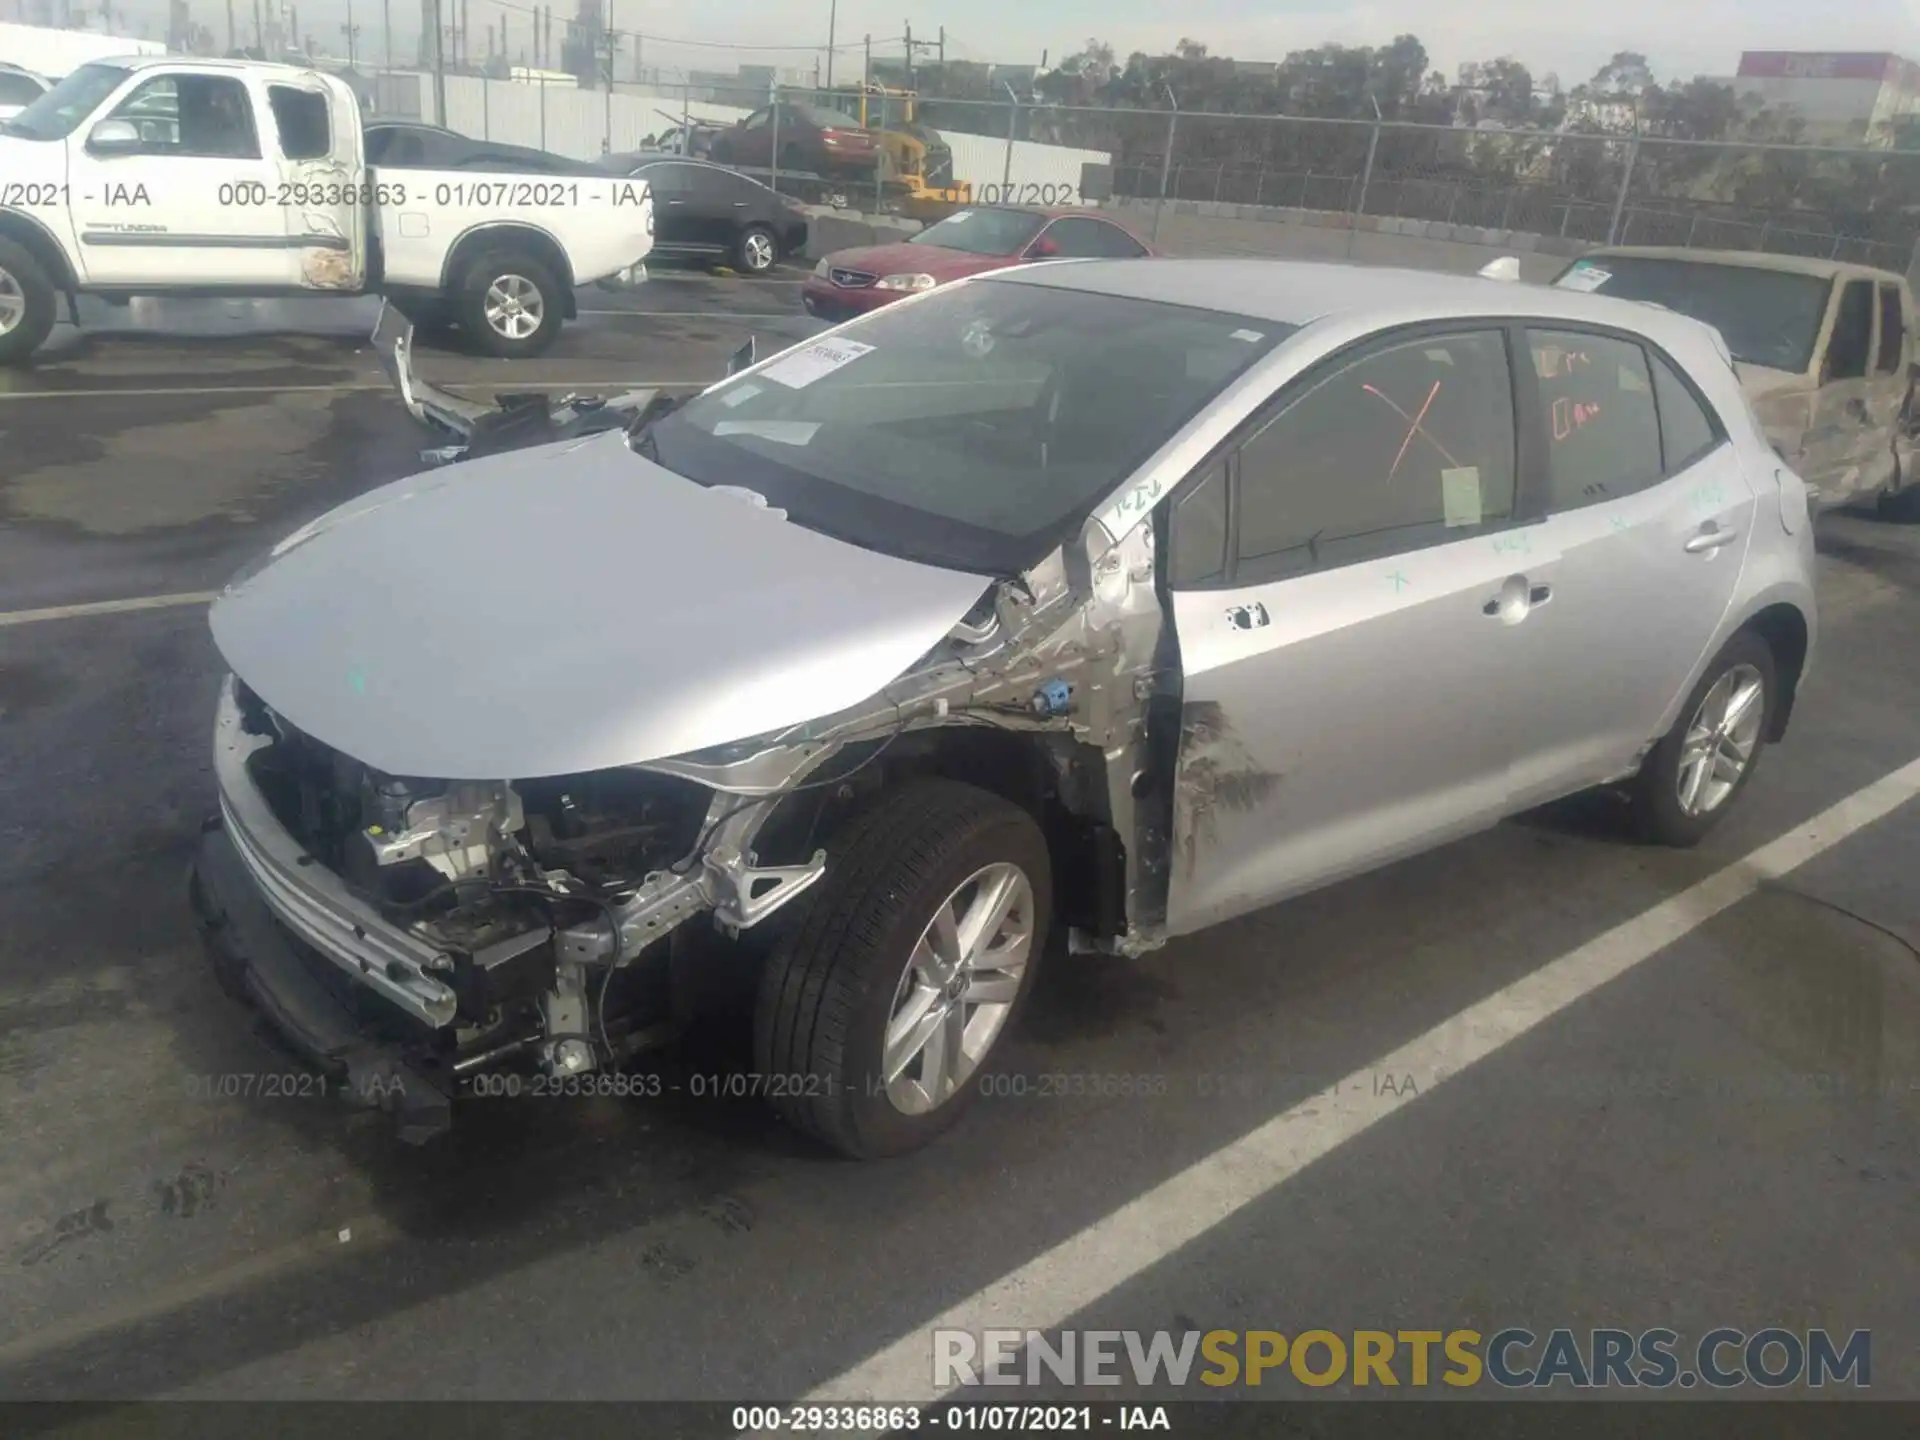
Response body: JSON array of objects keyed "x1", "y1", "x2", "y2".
[
  {"x1": 726, "y1": 337, "x2": 756, "y2": 376},
  {"x1": 86, "y1": 118, "x2": 142, "y2": 152},
  {"x1": 1027, "y1": 237, "x2": 1059, "y2": 259}
]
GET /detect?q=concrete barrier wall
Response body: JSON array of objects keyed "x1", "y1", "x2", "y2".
[{"x1": 1109, "y1": 198, "x2": 1587, "y2": 281}]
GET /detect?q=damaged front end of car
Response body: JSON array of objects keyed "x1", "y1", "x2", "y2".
[{"x1": 191, "y1": 499, "x2": 1173, "y2": 1147}]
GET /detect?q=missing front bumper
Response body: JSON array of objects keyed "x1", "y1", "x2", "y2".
[{"x1": 190, "y1": 816, "x2": 456, "y2": 1144}]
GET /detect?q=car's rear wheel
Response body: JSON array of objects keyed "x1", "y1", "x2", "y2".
[
  {"x1": 1627, "y1": 630, "x2": 1776, "y2": 847},
  {"x1": 735, "y1": 223, "x2": 778, "y2": 274},
  {"x1": 454, "y1": 250, "x2": 564, "y2": 358},
  {"x1": 0, "y1": 236, "x2": 59, "y2": 367},
  {"x1": 753, "y1": 779, "x2": 1051, "y2": 1159}
]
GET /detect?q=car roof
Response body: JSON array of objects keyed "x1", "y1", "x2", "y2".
[
  {"x1": 1579, "y1": 245, "x2": 1905, "y2": 286},
  {"x1": 986, "y1": 257, "x2": 1739, "y2": 347}
]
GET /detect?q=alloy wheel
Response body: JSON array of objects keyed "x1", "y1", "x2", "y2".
[
  {"x1": 0, "y1": 267, "x2": 25, "y2": 337},
  {"x1": 743, "y1": 231, "x2": 775, "y2": 271},
  {"x1": 1675, "y1": 663, "x2": 1766, "y2": 817},
  {"x1": 482, "y1": 274, "x2": 544, "y2": 340},
  {"x1": 881, "y1": 861, "x2": 1035, "y2": 1115}
]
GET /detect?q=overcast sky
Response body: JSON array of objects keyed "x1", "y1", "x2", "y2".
[{"x1": 92, "y1": 0, "x2": 1920, "y2": 87}]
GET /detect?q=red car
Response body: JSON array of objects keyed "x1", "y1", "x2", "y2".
[
  {"x1": 802, "y1": 206, "x2": 1153, "y2": 321},
  {"x1": 710, "y1": 101, "x2": 883, "y2": 180}
]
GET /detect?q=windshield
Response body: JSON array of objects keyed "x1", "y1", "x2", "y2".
[
  {"x1": 640, "y1": 278, "x2": 1291, "y2": 574},
  {"x1": 914, "y1": 209, "x2": 1047, "y2": 256},
  {"x1": 2, "y1": 61, "x2": 127, "y2": 140},
  {"x1": 1556, "y1": 256, "x2": 1833, "y2": 374}
]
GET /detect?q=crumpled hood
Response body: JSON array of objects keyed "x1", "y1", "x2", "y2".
[{"x1": 209, "y1": 430, "x2": 993, "y2": 780}]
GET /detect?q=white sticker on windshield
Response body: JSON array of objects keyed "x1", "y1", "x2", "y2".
[
  {"x1": 1442, "y1": 467, "x2": 1483, "y2": 527},
  {"x1": 1559, "y1": 264, "x2": 1611, "y2": 293},
  {"x1": 760, "y1": 337, "x2": 877, "y2": 389},
  {"x1": 719, "y1": 382, "x2": 763, "y2": 408},
  {"x1": 713, "y1": 420, "x2": 820, "y2": 445},
  {"x1": 1230, "y1": 329, "x2": 1264, "y2": 342},
  {"x1": 1424, "y1": 348, "x2": 1456, "y2": 365}
]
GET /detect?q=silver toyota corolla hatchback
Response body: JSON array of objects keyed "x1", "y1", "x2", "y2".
[{"x1": 191, "y1": 259, "x2": 1818, "y2": 1157}]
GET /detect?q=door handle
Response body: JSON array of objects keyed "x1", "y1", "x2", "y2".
[
  {"x1": 1684, "y1": 523, "x2": 1739, "y2": 553},
  {"x1": 732, "y1": 200, "x2": 749, "y2": 207}
]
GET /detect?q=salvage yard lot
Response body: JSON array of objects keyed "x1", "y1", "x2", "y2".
[{"x1": 2, "y1": 267, "x2": 1919, "y2": 1411}]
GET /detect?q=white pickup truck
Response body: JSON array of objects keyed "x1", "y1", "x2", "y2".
[{"x1": 0, "y1": 56, "x2": 654, "y2": 363}]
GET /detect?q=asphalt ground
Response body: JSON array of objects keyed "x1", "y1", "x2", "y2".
[{"x1": 2, "y1": 266, "x2": 1919, "y2": 1425}]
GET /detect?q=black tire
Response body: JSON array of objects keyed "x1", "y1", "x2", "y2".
[
  {"x1": 734, "y1": 222, "x2": 779, "y2": 274},
  {"x1": 452, "y1": 248, "x2": 564, "y2": 359},
  {"x1": 0, "y1": 236, "x2": 59, "y2": 367},
  {"x1": 753, "y1": 778, "x2": 1052, "y2": 1159},
  {"x1": 1627, "y1": 630, "x2": 1778, "y2": 847}
]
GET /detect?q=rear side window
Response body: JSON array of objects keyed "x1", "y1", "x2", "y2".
[
  {"x1": 1828, "y1": 280, "x2": 1874, "y2": 381},
  {"x1": 1232, "y1": 329, "x2": 1517, "y2": 582},
  {"x1": 1877, "y1": 284, "x2": 1905, "y2": 376},
  {"x1": 1650, "y1": 353, "x2": 1721, "y2": 472},
  {"x1": 1528, "y1": 329, "x2": 1663, "y2": 511},
  {"x1": 268, "y1": 86, "x2": 330, "y2": 160},
  {"x1": 1043, "y1": 217, "x2": 1148, "y2": 258},
  {"x1": 0, "y1": 72, "x2": 45, "y2": 105}
]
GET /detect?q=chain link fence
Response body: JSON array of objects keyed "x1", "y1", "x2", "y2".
[
  {"x1": 360, "y1": 67, "x2": 1920, "y2": 277},
  {"x1": 889, "y1": 97, "x2": 1920, "y2": 277}
]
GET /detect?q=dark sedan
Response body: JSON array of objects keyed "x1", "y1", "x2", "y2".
[
  {"x1": 597, "y1": 153, "x2": 809, "y2": 274},
  {"x1": 364, "y1": 122, "x2": 603, "y2": 174}
]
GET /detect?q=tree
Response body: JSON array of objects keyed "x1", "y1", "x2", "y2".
[{"x1": 1591, "y1": 51, "x2": 1653, "y2": 98}]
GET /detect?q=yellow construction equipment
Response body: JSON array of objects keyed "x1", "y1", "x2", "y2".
[{"x1": 823, "y1": 82, "x2": 972, "y2": 216}]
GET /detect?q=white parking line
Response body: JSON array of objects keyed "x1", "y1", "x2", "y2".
[
  {"x1": 0, "y1": 591, "x2": 219, "y2": 627},
  {"x1": 796, "y1": 754, "x2": 1920, "y2": 1408}
]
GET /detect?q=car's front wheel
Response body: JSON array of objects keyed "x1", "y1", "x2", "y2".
[
  {"x1": 1628, "y1": 630, "x2": 1776, "y2": 846},
  {"x1": 754, "y1": 779, "x2": 1051, "y2": 1159},
  {"x1": 0, "y1": 236, "x2": 58, "y2": 367}
]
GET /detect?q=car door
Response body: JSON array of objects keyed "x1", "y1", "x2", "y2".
[
  {"x1": 1804, "y1": 277, "x2": 1882, "y2": 504},
  {"x1": 1161, "y1": 324, "x2": 1536, "y2": 939},
  {"x1": 66, "y1": 69, "x2": 289, "y2": 286},
  {"x1": 1866, "y1": 280, "x2": 1910, "y2": 488},
  {"x1": 1503, "y1": 326, "x2": 1758, "y2": 806},
  {"x1": 679, "y1": 163, "x2": 743, "y2": 252},
  {"x1": 265, "y1": 76, "x2": 366, "y2": 291},
  {"x1": 636, "y1": 162, "x2": 697, "y2": 255}
]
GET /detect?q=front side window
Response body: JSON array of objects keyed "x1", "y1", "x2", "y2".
[
  {"x1": 1529, "y1": 329, "x2": 1663, "y2": 511},
  {"x1": 1555, "y1": 256, "x2": 1832, "y2": 374},
  {"x1": 1877, "y1": 284, "x2": 1906, "y2": 376},
  {"x1": 1, "y1": 61, "x2": 127, "y2": 140},
  {"x1": 1824, "y1": 280, "x2": 1874, "y2": 382},
  {"x1": 641, "y1": 278, "x2": 1291, "y2": 574},
  {"x1": 107, "y1": 74, "x2": 259, "y2": 158},
  {"x1": 1232, "y1": 329, "x2": 1517, "y2": 583},
  {"x1": 913, "y1": 209, "x2": 1047, "y2": 257}
]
